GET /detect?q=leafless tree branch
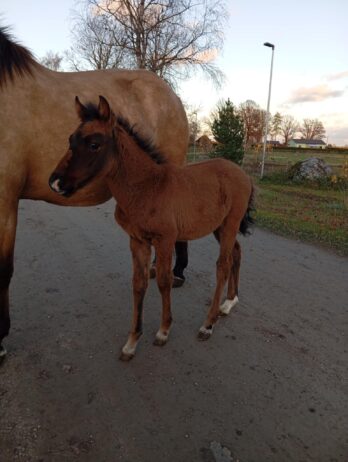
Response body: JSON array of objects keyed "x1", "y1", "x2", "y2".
[{"x1": 68, "y1": 0, "x2": 227, "y2": 86}]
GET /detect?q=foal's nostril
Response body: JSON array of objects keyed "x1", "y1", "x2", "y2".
[
  {"x1": 51, "y1": 179, "x2": 61, "y2": 192},
  {"x1": 49, "y1": 173, "x2": 63, "y2": 193}
]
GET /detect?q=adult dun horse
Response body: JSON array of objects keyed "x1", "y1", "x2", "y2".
[
  {"x1": 0, "y1": 27, "x2": 190, "y2": 361},
  {"x1": 50, "y1": 96, "x2": 254, "y2": 361}
]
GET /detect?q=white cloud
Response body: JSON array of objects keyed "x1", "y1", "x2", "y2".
[
  {"x1": 287, "y1": 84, "x2": 345, "y2": 104},
  {"x1": 326, "y1": 70, "x2": 348, "y2": 81}
]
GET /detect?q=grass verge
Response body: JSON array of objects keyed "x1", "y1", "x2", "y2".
[{"x1": 255, "y1": 178, "x2": 348, "y2": 256}]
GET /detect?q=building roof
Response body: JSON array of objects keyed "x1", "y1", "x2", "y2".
[
  {"x1": 290, "y1": 139, "x2": 326, "y2": 145},
  {"x1": 196, "y1": 135, "x2": 217, "y2": 145}
]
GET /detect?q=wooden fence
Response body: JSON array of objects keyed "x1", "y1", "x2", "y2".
[{"x1": 187, "y1": 147, "x2": 346, "y2": 177}]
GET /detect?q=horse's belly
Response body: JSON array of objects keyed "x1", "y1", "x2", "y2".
[{"x1": 177, "y1": 211, "x2": 227, "y2": 241}]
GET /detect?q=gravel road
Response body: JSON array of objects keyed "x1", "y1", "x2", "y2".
[{"x1": 0, "y1": 199, "x2": 347, "y2": 461}]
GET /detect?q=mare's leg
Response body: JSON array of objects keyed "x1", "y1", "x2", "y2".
[
  {"x1": 153, "y1": 239, "x2": 175, "y2": 346},
  {"x1": 198, "y1": 221, "x2": 239, "y2": 340},
  {"x1": 173, "y1": 241, "x2": 188, "y2": 288},
  {"x1": 120, "y1": 237, "x2": 151, "y2": 361},
  {"x1": 149, "y1": 241, "x2": 188, "y2": 288},
  {"x1": 220, "y1": 240, "x2": 241, "y2": 315},
  {"x1": 0, "y1": 200, "x2": 18, "y2": 362},
  {"x1": 149, "y1": 255, "x2": 157, "y2": 279}
]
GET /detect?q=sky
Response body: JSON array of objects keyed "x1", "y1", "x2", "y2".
[{"x1": 2, "y1": 0, "x2": 348, "y2": 145}]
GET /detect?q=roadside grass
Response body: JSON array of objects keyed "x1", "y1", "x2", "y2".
[
  {"x1": 187, "y1": 148, "x2": 348, "y2": 254},
  {"x1": 255, "y1": 178, "x2": 348, "y2": 256}
]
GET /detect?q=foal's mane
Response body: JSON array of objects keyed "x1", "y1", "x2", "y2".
[
  {"x1": 83, "y1": 102, "x2": 166, "y2": 165},
  {"x1": 0, "y1": 26, "x2": 37, "y2": 88}
]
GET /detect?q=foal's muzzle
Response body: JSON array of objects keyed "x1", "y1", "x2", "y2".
[{"x1": 49, "y1": 173, "x2": 74, "y2": 197}]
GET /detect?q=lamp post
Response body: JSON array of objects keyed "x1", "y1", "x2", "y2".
[{"x1": 260, "y1": 42, "x2": 275, "y2": 179}]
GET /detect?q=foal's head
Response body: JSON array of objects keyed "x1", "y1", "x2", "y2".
[{"x1": 49, "y1": 95, "x2": 115, "y2": 197}]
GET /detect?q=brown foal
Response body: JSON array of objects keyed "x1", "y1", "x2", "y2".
[{"x1": 49, "y1": 96, "x2": 254, "y2": 360}]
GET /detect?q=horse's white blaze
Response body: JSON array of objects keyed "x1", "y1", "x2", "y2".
[
  {"x1": 0, "y1": 346, "x2": 7, "y2": 357},
  {"x1": 219, "y1": 296, "x2": 239, "y2": 315}
]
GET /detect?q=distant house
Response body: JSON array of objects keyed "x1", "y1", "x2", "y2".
[
  {"x1": 267, "y1": 140, "x2": 281, "y2": 147},
  {"x1": 288, "y1": 139, "x2": 326, "y2": 149},
  {"x1": 195, "y1": 135, "x2": 217, "y2": 153}
]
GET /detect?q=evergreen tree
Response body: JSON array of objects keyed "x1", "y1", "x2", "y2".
[
  {"x1": 211, "y1": 99, "x2": 245, "y2": 164},
  {"x1": 271, "y1": 112, "x2": 282, "y2": 141}
]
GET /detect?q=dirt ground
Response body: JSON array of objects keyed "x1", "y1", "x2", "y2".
[{"x1": 0, "y1": 199, "x2": 347, "y2": 462}]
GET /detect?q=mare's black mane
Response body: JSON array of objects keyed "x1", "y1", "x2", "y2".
[{"x1": 0, "y1": 26, "x2": 37, "y2": 88}]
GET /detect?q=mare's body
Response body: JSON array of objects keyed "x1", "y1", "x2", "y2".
[
  {"x1": 0, "y1": 27, "x2": 189, "y2": 360},
  {"x1": 50, "y1": 97, "x2": 254, "y2": 360}
]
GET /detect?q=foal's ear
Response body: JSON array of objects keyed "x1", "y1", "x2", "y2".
[
  {"x1": 75, "y1": 96, "x2": 89, "y2": 121},
  {"x1": 98, "y1": 95, "x2": 111, "y2": 121}
]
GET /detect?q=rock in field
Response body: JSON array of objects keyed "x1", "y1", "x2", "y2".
[{"x1": 288, "y1": 157, "x2": 332, "y2": 181}]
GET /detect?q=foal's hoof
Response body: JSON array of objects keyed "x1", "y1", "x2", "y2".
[
  {"x1": 149, "y1": 266, "x2": 156, "y2": 279},
  {"x1": 153, "y1": 332, "x2": 168, "y2": 346},
  {"x1": 119, "y1": 351, "x2": 134, "y2": 362},
  {"x1": 153, "y1": 337, "x2": 167, "y2": 347},
  {"x1": 0, "y1": 345, "x2": 7, "y2": 365},
  {"x1": 198, "y1": 326, "x2": 213, "y2": 341},
  {"x1": 172, "y1": 276, "x2": 185, "y2": 288}
]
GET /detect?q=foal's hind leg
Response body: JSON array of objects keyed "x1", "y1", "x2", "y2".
[
  {"x1": 220, "y1": 240, "x2": 241, "y2": 315},
  {"x1": 153, "y1": 238, "x2": 175, "y2": 346},
  {"x1": 213, "y1": 233, "x2": 241, "y2": 316},
  {"x1": 198, "y1": 223, "x2": 239, "y2": 340},
  {"x1": 120, "y1": 237, "x2": 151, "y2": 361}
]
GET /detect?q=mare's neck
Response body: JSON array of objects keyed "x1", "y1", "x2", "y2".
[{"x1": 106, "y1": 127, "x2": 164, "y2": 209}]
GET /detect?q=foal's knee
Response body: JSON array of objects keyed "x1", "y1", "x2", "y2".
[
  {"x1": 133, "y1": 277, "x2": 148, "y2": 297},
  {"x1": 216, "y1": 255, "x2": 231, "y2": 271},
  {"x1": 232, "y1": 241, "x2": 241, "y2": 265},
  {"x1": 157, "y1": 271, "x2": 173, "y2": 292}
]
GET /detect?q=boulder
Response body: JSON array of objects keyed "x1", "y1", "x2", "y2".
[{"x1": 288, "y1": 157, "x2": 332, "y2": 181}]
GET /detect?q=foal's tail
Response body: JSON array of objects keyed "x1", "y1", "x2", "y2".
[{"x1": 239, "y1": 180, "x2": 256, "y2": 236}]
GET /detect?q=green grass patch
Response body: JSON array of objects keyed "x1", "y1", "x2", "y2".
[
  {"x1": 245, "y1": 149, "x2": 348, "y2": 167},
  {"x1": 255, "y1": 180, "x2": 348, "y2": 255}
]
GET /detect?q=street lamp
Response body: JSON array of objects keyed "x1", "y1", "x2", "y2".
[{"x1": 260, "y1": 42, "x2": 275, "y2": 179}]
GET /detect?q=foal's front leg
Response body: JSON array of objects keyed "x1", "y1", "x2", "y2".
[
  {"x1": 120, "y1": 237, "x2": 151, "y2": 361},
  {"x1": 153, "y1": 238, "x2": 175, "y2": 346}
]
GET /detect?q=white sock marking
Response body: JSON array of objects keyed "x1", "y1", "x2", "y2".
[
  {"x1": 155, "y1": 330, "x2": 168, "y2": 342},
  {"x1": 199, "y1": 326, "x2": 213, "y2": 335},
  {"x1": 220, "y1": 296, "x2": 239, "y2": 315},
  {"x1": 122, "y1": 338, "x2": 136, "y2": 356}
]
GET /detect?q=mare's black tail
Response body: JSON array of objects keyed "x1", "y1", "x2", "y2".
[{"x1": 239, "y1": 181, "x2": 256, "y2": 236}]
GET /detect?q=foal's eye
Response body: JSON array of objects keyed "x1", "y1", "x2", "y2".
[{"x1": 90, "y1": 143, "x2": 100, "y2": 152}]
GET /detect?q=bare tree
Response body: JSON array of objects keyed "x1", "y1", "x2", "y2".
[
  {"x1": 238, "y1": 100, "x2": 266, "y2": 147},
  {"x1": 299, "y1": 118, "x2": 326, "y2": 140},
  {"x1": 68, "y1": 0, "x2": 227, "y2": 85},
  {"x1": 280, "y1": 115, "x2": 299, "y2": 145},
  {"x1": 40, "y1": 51, "x2": 63, "y2": 71},
  {"x1": 185, "y1": 104, "x2": 201, "y2": 145},
  {"x1": 66, "y1": 9, "x2": 131, "y2": 70}
]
